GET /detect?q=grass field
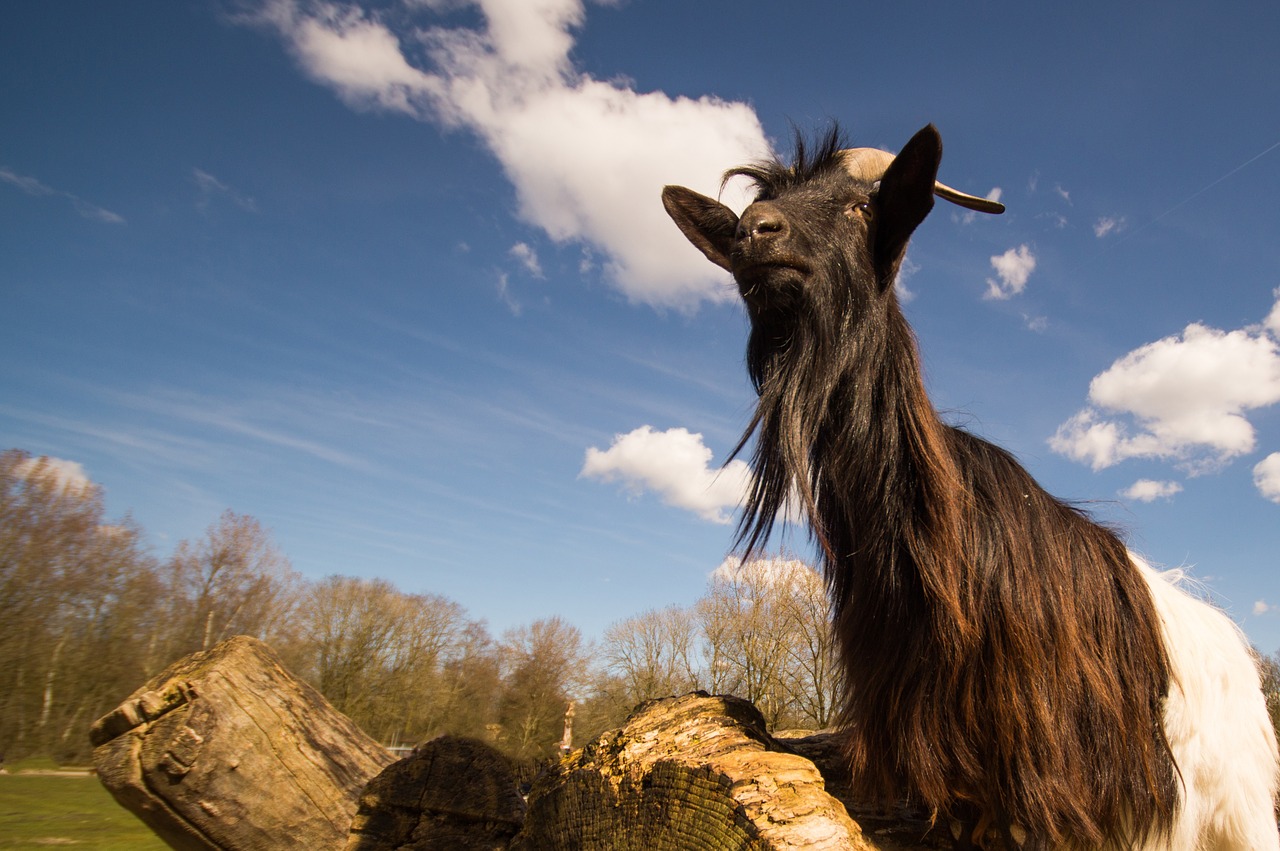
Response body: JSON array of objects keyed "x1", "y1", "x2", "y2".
[{"x1": 0, "y1": 766, "x2": 167, "y2": 850}]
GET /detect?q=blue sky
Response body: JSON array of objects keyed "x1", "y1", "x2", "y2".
[{"x1": 4, "y1": 0, "x2": 1278, "y2": 653}]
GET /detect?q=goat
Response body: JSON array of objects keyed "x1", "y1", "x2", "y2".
[{"x1": 662, "y1": 124, "x2": 1279, "y2": 850}]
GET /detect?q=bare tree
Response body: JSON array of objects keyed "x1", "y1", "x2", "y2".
[
  {"x1": 775, "y1": 561, "x2": 839, "y2": 730},
  {"x1": 163, "y1": 510, "x2": 300, "y2": 659},
  {"x1": 693, "y1": 554, "x2": 837, "y2": 731},
  {"x1": 601, "y1": 605, "x2": 699, "y2": 708},
  {"x1": 496, "y1": 617, "x2": 591, "y2": 759},
  {"x1": 291, "y1": 575, "x2": 468, "y2": 745},
  {"x1": 0, "y1": 450, "x2": 158, "y2": 761}
]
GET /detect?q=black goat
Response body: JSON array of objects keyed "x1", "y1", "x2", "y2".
[{"x1": 662, "y1": 124, "x2": 1279, "y2": 850}]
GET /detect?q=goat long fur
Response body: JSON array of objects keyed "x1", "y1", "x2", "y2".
[{"x1": 662, "y1": 124, "x2": 1279, "y2": 850}]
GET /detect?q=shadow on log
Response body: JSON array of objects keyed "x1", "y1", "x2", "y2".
[
  {"x1": 90, "y1": 636, "x2": 394, "y2": 851},
  {"x1": 91, "y1": 639, "x2": 955, "y2": 850},
  {"x1": 345, "y1": 735, "x2": 527, "y2": 851}
]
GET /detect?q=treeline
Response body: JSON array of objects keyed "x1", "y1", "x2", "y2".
[
  {"x1": 0, "y1": 449, "x2": 841, "y2": 765},
  {"x1": 5, "y1": 449, "x2": 1279, "y2": 767}
]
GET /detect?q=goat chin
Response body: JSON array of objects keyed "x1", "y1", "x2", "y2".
[{"x1": 1134, "y1": 555, "x2": 1280, "y2": 851}]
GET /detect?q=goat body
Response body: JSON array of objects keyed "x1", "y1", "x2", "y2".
[{"x1": 662, "y1": 124, "x2": 1279, "y2": 849}]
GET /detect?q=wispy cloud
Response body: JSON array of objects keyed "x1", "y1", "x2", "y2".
[
  {"x1": 1093, "y1": 215, "x2": 1125, "y2": 238},
  {"x1": 958, "y1": 187, "x2": 1003, "y2": 225},
  {"x1": 193, "y1": 168, "x2": 258, "y2": 212},
  {"x1": 1253, "y1": 599, "x2": 1274, "y2": 617},
  {"x1": 0, "y1": 167, "x2": 125, "y2": 224},
  {"x1": 984, "y1": 244, "x2": 1036, "y2": 300},
  {"x1": 509, "y1": 242, "x2": 543, "y2": 278},
  {"x1": 1051, "y1": 291, "x2": 1280, "y2": 480},
  {"x1": 580, "y1": 425, "x2": 750, "y2": 524},
  {"x1": 249, "y1": 0, "x2": 770, "y2": 310}
]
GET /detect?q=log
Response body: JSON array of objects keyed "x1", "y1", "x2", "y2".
[
  {"x1": 509, "y1": 691, "x2": 951, "y2": 850},
  {"x1": 344, "y1": 734, "x2": 527, "y2": 851},
  {"x1": 90, "y1": 639, "x2": 959, "y2": 851},
  {"x1": 90, "y1": 635, "x2": 394, "y2": 851}
]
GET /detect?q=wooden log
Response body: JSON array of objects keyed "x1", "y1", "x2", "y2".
[
  {"x1": 344, "y1": 734, "x2": 527, "y2": 851},
  {"x1": 509, "y1": 691, "x2": 950, "y2": 851},
  {"x1": 90, "y1": 635, "x2": 394, "y2": 851}
]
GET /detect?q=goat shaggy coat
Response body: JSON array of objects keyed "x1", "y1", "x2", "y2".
[{"x1": 662, "y1": 124, "x2": 1279, "y2": 850}]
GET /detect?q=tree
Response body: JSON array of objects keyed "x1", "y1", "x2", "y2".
[
  {"x1": 161, "y1": 510, "x2": 300, "y2": 660},
  {"x1": 0, "y1": 450, "x2": 158, "y2": 761},
  {"x1": 290, "y1": 575, "x2": 469, "y2": 745},
  {"x1": 695, "y1": 555, "x2": 838, "y2": 731},
  {"x1": 601, "y1": 605, "x2": 699, "y2": 708},
  {"x1": 1259, "y1": 649, "x2": 1280, "y2": 749},
  {"x1": 496, "y1": 617, "x2": 591, "y2": 759}
]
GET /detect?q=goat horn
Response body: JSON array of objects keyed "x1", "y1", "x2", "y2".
[{"x1": 841, "y1": 148, "x2": 1006, "y2": 215}]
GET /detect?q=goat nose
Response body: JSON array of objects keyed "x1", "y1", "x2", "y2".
[{"x1": 736, "y1": 204, "x2": 788, "y2": 242}]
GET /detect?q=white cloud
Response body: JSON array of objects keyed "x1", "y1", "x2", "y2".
[
  {"x1": 1254, "y1": 452, "x2": 1280, "y2": 503},
  {"x1": 1051, "y1": 294, "x2": 1280, "y2": 474},
  {"x1": 0, "y1": 167, "x2": 125, "y2": 224},
  {"x1": 509, "y1": 242, "x2": 543, "y2": 277},
  {"x1": 580, "y1": 425, "x2": 750, "y2": 524},
  {"x1": 1093, "y1": 215, "x2": 1125, "y2": 238},
  {"x1": 15, "y1": 455, "x2": 93, "y2": 496},
  {"x1": 1119, "y1": 479, "x2": 1183, "y2": 502},
  {"x1": 1265, "y1": 288, "x2": 1280, "y2": 338},
  {"x1": 894, "y1": 256, "x2": 920, "y2": 303},
  {"x1": 711, "y1": 554, "x2": 816, "y2": 589},
  {"x1": 1055, "y1": 185, "x2": 1071, "y2": 204},
  {"x1": 495, "y1": 270, "x2": 521, "y2": 315},
  {"x1": 958, "y1": 187, "x2": 1002, "y2": 225},
  {"x1": 1253, "y1": 600, "x2": 1274, "y2": 616},
  {"x1": 984, "y1": 244, "x2": 1036, "y2": 300},
  {"x1": 253, "y1": 0, "x2": 770, "y2": 309},
  {"x1": 193, "y1": 168, "x2": 258, "y2": 212}
]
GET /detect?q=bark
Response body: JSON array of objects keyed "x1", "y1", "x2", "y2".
[
  {"x1": 91, "y1": 638, "x2": 958, "y2": 851},
  {"x1": 511, "y1": 691, "x2": 952, "y2": 850},
  {"x1": 90, "y1": 635, "x2": 394, "y2": 851},
  {"x1": 344, "y1": 735, "x2": 526, "y2": 851}
]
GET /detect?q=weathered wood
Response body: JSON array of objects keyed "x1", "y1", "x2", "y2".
[
  {"x1": 509, "y1": 691, "x2": 935, "y2": 850},
  {"x1": 344, "y1": 735, "x2": 527, "y2": 851},
  {"x1": 90, "y1": 635, "x2": 394, "y2": 851}
]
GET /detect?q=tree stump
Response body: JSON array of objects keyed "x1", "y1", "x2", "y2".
[
  {"x1": 90, "y1": 635, "x2": 394, "y2": 851},
  {"x1": 511, "y1": 691, "x2": 892, "y2": 850}
]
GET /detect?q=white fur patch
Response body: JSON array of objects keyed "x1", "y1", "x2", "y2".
[{"x1": 1133, "y1": 556, "x2": 1280, "y2": 850}]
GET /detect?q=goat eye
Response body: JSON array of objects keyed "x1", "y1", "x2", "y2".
[{"x1": 847, "y1": 202, "x2": 871, "y2": 218}]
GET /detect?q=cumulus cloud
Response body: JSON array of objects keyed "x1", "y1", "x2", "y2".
[
  {"x1": 984, "y1": 244, "x2": 1036, "y2": 300},
  {"x1": 1254, "y1": 452, "x2": 1280, "y2": 503},
  {"x1": 0, "y1": 167, "x2": 125, "y2": 224},
  {"x1": 1051, "y1": 293, "x2": 1280, "y2": 475},
  {"x1": 711, "y1": 554, "x2": 816, "y2": 588},
  {"x1": 580, "y1": 426, "x2": 750, "y2": 524},
  {"x1": 1253, "y1": 599, "x2": 1274, "y2": 616},
  {"x1": 15, "y1": 455, "x2": 93, "y2": 496},
  {"x1": 252, "y1": 0, "x2": 770, "y2": 309},
  {"x1": 1119, "y1": 479, "x2": 1183, "y2": 502}
]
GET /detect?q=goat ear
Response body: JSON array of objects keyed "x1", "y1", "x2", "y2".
[
  {"x1": 662, "y1": 186, "x2": 738, "y2": 272},
  {"x1": 873, "y1": 125, "x2": 942, "y2": 287}
]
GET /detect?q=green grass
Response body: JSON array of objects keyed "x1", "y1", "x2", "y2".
[{"x1": 0, "y1": 772, "x2": 167, "y2": 850}]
